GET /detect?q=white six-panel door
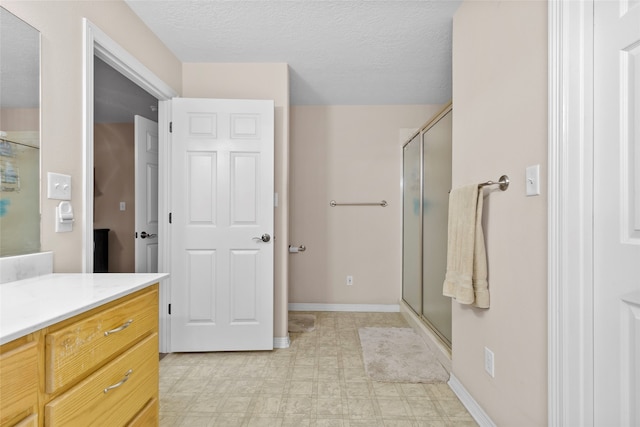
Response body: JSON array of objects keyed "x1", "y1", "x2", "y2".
[
  {"x1": 134, "y1": 115, "x2": 159, "y2": 273},
  {"x1": 594, "y1": 2, "x2": 640, "y2": 425},
  {"x1": 170, "y1": 98, "x2": 274, "y2": 351}
]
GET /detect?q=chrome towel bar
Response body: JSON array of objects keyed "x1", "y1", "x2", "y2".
[
  {"x1": 330, "y1": 200, "x2": 388, "y2": 207},
  {"x1": 478, "y1": 175, "x2": 510, "y2": 191}
]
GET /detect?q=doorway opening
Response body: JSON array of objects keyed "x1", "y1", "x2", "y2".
[
  {"x1": 93, "y1": 56, "x2": 158, "y2": 273},
  {"x1": 82, "y1": 18, "x2": 178, "y2": 351}
]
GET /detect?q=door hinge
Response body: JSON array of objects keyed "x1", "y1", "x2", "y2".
[
  {"x1": 169, "y1": 212, "x2": 172, "y2": 224},
  {"x1": 168, "y1": 304, "x2": 171, "y2": 315},
  {"x1": 169, "y1": 122, "x2": 172, "y2": 133}
]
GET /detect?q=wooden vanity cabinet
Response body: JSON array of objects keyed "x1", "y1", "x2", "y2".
[
  {"x1": 0, "y1": 284, "x2": 159, "y2": 427},
  {"x1": 0, "y1": 337, "x2": 39, "y2": 427}
]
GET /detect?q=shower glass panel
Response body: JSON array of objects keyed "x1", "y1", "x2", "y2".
[
  {"x1": 422, "y1": 111, "x2": 452, "y2": 344},
  {"x1": 402, "y1": 133, "x2": 422, "y2": 314}
]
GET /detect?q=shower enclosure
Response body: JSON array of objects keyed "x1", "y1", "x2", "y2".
[{"x1": 402, "y1": 104, "x2": 452, "y2": 346}]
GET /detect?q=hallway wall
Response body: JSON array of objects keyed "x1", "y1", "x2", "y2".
[{"x1": 94, "y1": 123, "x2": 135, "y2": 273}]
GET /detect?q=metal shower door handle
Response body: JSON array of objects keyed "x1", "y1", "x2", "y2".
[{"x1": 253, "y1": 233, "x2": 271, "y2": 243}]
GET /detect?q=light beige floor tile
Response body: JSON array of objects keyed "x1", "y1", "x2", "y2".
[
  {"x1": 245, "y1": 416, "x2": 284, "y2": 426},
  {"x1": 314, "y1": 418, "x2": 346, "y2": 427},
  {"x1": 372, "y1": 383, "x2": 402, "y2": 397},
  {"x1": 436, "y1": 398, "x2": 472, "y2": 419},
  {"x1": 281, "y1": 414, "x2": 311, "y2": 426},
  {"x1": 315, "y1": 397, "x2": 346, "y2": 416},
  {"x1": 217, "y1": 395, "x2": 253, "y2": 413},
  {"x1": 253, "y1": 395, "x2": 283, "y2": 415},
  {"x1": 282, "y1": 396, "x2": 313, "y2": 415},
  {"x1": 399, "y1": 384, "x2": 430, "y2": 397},
  {"x1": 159, "y1": 311, "x2": 475, "y2": 427},
  {"x1": 188, "y1": 394, "x2": 220, "y2": 413},
  {"x1": 317, "y1": 381, "x2": 343, "y2": 398},
  {"x1": 376, "y1": 398, "x2": 412, "y2": 418},
  {"x1": 177, "y1": 414, "x2": 218, "y2": 426},
  {"x1": 346, "y1": 398, "x2": 378, "y2": 418},
  {"x1": 159, "y1": 414, "x2": 183, "y2": 427},
  {"x1": 213, "y1": 414, "x2": 245, "y2": 426},
  {"x1": 287, "y1": 380, "x2": 314, "y2": 395},
  {"x1": 345, "y1": 381, "x2": 372, "y2": 397},
  {"x1": 405, "y1": 398, "x2": 441, "y2": 418}
]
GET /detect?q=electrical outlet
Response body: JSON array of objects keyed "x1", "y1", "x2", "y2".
[
  {"x1": 346, "y1": 275, "x2": 353, "y2": 286},
  {"x1": 484, "y1": 347, "x2": 495, "y2": 378}
]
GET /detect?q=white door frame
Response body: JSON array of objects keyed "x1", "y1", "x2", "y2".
[
  {"x1": 548, "y1": 1, "x2": 595, "y2": 426},
  {"x1": 82, "y1": 19, "x2": 178, "y2": 351}
]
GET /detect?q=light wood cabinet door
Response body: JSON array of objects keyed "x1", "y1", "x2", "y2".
[
  {"x1": 45, "y1": 333, "x2": 158, "y2": 427},
  {"x1": 45, "y1": 288, "x2": 158, "y2": 394},
  {"x1": 0, "y1": 341, "x2": 38, "y2": 426}
]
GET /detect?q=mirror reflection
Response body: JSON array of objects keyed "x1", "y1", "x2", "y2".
[{"x1": 0, "y1": 7, "x2": 41, "y2": 257}]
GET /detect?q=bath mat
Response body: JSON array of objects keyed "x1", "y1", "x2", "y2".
[
  {"x1": 358, "y1": 327, "x2": 449, "y2": 383},
  {"x1": 288, "y1": 313, "x2": 316, "y2": 332}
]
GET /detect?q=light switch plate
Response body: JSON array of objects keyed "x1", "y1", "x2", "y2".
[
  {"x1": 526, "y1": 165, "x2": 540, "y2": 196},
  {"x1": 47, "y1": 172, "x2": 71, "y2": 200}
]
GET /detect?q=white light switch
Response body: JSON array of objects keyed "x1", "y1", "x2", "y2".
[
  {"x1": 526, "y1": 165, "x2": 541, "y2": 196},
  {"x1": 120, "y1": 202, "x2": 126, "y2": 211},
  {"x1": 47, "y1": 172, "x2": 71, "y2": 200}
]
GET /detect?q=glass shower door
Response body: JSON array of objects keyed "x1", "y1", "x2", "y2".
[
  {"x1": 402, "y1": 134, "x2": 422, "y2": 314},
  {"x1": 421, "y1": 110, "x2": 452, "y2": 344}
]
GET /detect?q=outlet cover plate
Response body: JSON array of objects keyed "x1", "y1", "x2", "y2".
[
  {"x1": 47, "y1": 172, "x2": 71, "y2": 200},
  {"x1": 484, "y1": 347, "x2": 495, "y2": 378},
  {"x1": 525, "y1": 165, "x2": 540, "y2": 196}
]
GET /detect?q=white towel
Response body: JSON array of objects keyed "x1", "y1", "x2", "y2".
[{"x1": 442, "y1": 184, "x2": 490, "y2": 308}]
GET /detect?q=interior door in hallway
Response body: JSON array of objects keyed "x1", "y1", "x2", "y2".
[
  {"x1": 134, "y1": 115, "x2": 159, "y2": 273},
  {"x1": 594, "y1": 2, "x2": 640, "y2": 424},
  {"x1": 170, "y1": 98, "x2": 274, "y2": 352}
]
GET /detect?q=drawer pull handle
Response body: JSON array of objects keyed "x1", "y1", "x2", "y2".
[
  {"x1": 103, "y1": 369, "x2": 133, "y2": 393},
  {"x1": 104, "y1": 319, "x2": 133, "y2": 336}
]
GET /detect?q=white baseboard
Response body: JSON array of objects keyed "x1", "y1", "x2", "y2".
[
  {"x1": 288, "y1": 303, "x2": 400, "y2": 312},
  {"x1": 448, "y1": 373, "x2": 497, "y2": 427},
  {"x1": 273, "y1": 335, "x2": 290, "y2": 349}
]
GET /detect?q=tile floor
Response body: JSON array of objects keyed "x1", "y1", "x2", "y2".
[{"x1": 159, "y1": 311, "x2": 477, "y2": 426}]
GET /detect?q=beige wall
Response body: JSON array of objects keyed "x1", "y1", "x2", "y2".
[
  {"x1": 182, "y1": 63, "x2": 290, "y2": 339},
  {"x1": 452, "y1": 1, "x2": 547, "y2": 425},
  {"x1": 289, "y1": 105, "x2": 442, "y2": 305},
  {"x1": 94, "y1": 123, "x2": 135, "y2": 273},
  {"x1": 1, "y1": 0, "x2": 182, "y2": 272},
  {"x1": 0, "y1": 108, "x2": 39, "y2": 135}
]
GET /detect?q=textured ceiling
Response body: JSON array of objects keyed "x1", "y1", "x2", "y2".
[{"x1": 125, "y1": 0, "x2": 462, "y2": 105}]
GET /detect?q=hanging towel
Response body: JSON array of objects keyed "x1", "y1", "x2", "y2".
[{"x1": 442, "y1": 184, "x2": 490, "y2": 308}]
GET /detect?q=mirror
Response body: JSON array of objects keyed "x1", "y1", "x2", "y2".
[{"x1": 0, "y1": 7, "x2": 40, "y2": 256}]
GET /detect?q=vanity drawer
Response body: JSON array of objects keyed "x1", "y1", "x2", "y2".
[
  {"x1": 45, "y1": 287, "x2": 158, "y2": 394},
  {"x1": 127, "y1": 397, "x2": 158, "y2": 426},
  {"x1": 0, "y1": 341, "x2": 38, "y2": 427},
  {"x1": 13, "y1": 414, "x2": 38, "y2": 427},
  {"x1": 45, "y1": 333, "x2": 158, "y2": 427}
]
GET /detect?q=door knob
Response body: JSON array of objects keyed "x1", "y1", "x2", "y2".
[
  {"x1": 253, "y1": 233, "x2": 271, "y2": 243},
  {"x1": 140, "y1": 231, "x2": 157, "y2": 239}
]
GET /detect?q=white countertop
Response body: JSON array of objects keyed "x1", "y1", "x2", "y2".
[{"x1": 0, "y1": 273, "x2": 168, "y2": 345}]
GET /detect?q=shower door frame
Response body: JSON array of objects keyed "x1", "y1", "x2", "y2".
[{"x1": 401, "y1": 102, "x2": 453, "y2": 349}]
